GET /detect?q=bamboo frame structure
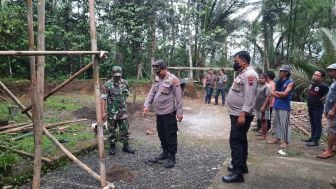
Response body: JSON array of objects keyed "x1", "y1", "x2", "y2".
[{"x1": 0, "y1": 0, "x2": 113, "y2": 188}]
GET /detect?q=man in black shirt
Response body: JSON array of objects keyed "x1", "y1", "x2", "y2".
[{"x1": 303, "y1": 70, "x2": 329, "y2": 146}]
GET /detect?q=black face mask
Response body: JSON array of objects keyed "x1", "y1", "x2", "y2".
[
  {"x1": 233, "y1": 63, "x2": 241, "y2": 71},
  {"x1": 153, "y1": 67, "x2": 162, "y2": 75}
]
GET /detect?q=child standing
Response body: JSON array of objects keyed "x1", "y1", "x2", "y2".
[{"x1": 255, "y1": 73, "x2": 271, "y2": 140}]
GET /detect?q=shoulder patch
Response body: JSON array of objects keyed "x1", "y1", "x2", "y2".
[{"x1": 247, "y1": 76, "x2": 255, "y2": 86}]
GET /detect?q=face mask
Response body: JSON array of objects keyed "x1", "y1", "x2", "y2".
[
  {"x1": 233, "y1": 63, "x2": 241, "y2": 71},
  {"x1": 153, "y1": 67, "x2": 162, "y2": 75}
]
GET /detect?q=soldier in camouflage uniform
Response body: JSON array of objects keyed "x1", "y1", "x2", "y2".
[{"x1": 101, "y1": 66, "x2": 135, "y2": 155}]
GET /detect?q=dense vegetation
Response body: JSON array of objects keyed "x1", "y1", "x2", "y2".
[{"x1": 0, "y1": 0, "x2": 335, "y2": 98}]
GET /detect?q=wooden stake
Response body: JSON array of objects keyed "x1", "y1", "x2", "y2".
[{"x1": 0, "y1": 145, "x2": 51, "y2": 163}]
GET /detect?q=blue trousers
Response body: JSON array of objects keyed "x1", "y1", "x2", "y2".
[
  {"x1": 205, "y1": 86, "x2": 213, "y2": 104},
  {"x1": 308, "y1": 107, "x2": 323, "y2": 143},
  {"x1": 214, "y1": 88, "x2": 225, "y2": 105}
]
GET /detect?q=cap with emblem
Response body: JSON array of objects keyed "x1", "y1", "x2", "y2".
[
  {"x1": 112, "y1": 66, "x2": 122, "y2": 76},
  {"x1": 152, "y1": 59, "x2": 166, "y2": 74},
  {"x1": 152, "y1": 60, "x2": 166, "y2": 68},
  {"x1": 279, "y1": 65, "x2": 291, "y2": 73},
  {"x1": 327, "y1": 63, "x2": 336, "y2": 70}
]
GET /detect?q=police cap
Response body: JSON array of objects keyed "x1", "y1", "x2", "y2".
[{"x1": 151, "y1": 60, "x2": 166, "y2": 68}]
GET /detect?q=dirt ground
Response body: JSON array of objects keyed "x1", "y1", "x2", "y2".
[{"x1": 3, "y1": 80, "x2": 335, "y2": 188}]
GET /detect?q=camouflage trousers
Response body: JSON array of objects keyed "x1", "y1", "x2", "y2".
[{"x1": 107, "y1": 119, "x2": 129, "y2": 145}]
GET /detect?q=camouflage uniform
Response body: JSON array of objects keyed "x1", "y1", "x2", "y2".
[
  {"x1": 101, "y1": 66, "x2": 134, "y2": 155},
  {"x1": 102, "y1": 78, "x2": 130, "y2": 144}
]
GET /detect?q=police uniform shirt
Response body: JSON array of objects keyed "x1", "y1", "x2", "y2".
[
  {"x1": 227, "y1": 66, "x2": 258, "y2": 116},
  {"x1": 144, "y1": 72, "x2": 183, "y2": 116}
]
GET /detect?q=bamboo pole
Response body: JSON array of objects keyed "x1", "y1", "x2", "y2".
[
  {"x1": 10, "y1": 119, "x2": 87, "y2": 141},
  {"x1": 89, "y1": 0, "x2": 107, "y2": 187},
  {"x1": 0, "y1": 122, "x2": 31, "y2": 131},
  {"x1": 32, "y1": 0, "x2": 46, "y2": 187},
  {"x1": 0, "y1": 123, "x2": 33, "y2": 134},
  {"x1": 0, "y1": 51, "x2": 107, "y2": 56},
  {"x1": 42, "y1": 128, "x2": 101, "y2": 179},
  {"x1": 0, "y1": 145, "x2": 51, "y2": 163},
  {"x1": 21, "y1": 62, "x2": 94, "y2": 114},
  {"x1": 0, "y1": 81, "x2": 32, "y2": 120},
  {"x1": 2, "y1": 85, "x2": 108, "y2": 187},
  {"x1": 169, "y1": 66, "x2": 234, "y2": 71}
]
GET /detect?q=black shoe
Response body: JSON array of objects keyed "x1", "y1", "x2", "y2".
[
  {"x1": 164, "y1": 156, "x2": 176, "y2": 168},
  {"x1": 222, "y1": 172, "x2": 244, "y2": 183},
  {"x1": 227, "y1": 165, "x2": 249, "y2": 174},
  {"x1": 123, "y1": 143, "x2": 135, "y2": 154},
  {"x1": 148, "y1": 151, "x2": 170, "y2": 163},
  {"x1": 302, "y1": 138, "x2": 313, "y2": 142},
  {"x1": 109, "y1": 144, "x2": 116, "y2": 155},
  {"x1": 306, "y1": 141, "x2": 319, "y2": 147}
]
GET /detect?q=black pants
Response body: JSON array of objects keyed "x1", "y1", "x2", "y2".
[
  {"x1": 157, "y1": 112, "x2": 178, "y2": 155},
  {"x1": 229, "y1": 115, "x2": 254, "y2": 173}
]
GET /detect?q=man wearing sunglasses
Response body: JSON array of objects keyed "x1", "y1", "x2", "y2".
[{"x1": 143, "y1": 60, "x2": 183, "y2": 168}]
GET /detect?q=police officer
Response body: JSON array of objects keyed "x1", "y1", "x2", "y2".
[
  {"x1": 101, "y1": 66, "x2": 135, "y2": 155},
  {"x1": 143, "y1": 59, "x2": 183, "y2": 168},
  {"x1": 222, "y1": 51, "x2": 258, "y2": 183}
]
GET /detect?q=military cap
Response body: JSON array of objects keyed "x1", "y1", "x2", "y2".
[
  {"x1": 112, "y1": 66, "x2": 122, "y2": 76},
  {"x1": 327, "y1": 63, "x2": 336, "y2": 70}
]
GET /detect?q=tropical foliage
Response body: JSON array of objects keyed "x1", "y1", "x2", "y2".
[{"x1": 0, "y1": 0, "x2": 335, "y2": 99}]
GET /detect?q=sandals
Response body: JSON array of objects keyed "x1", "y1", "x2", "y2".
[
  {"x1": 268, "y1": 139, "x2": 280, "y2": 144},
  {"x1": 279, "y1": 143, "x2": 288, "y2": 148},
  {"x1": 256, "y1": 136, "x2": 267, "y2": 140},
  {"x1": 317, "y1": 151, "x2": 334, "y2": 159}
]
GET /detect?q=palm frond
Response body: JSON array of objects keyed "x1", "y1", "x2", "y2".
[
  {"x1": 320, "y1": 27, "x2": 336, "y2": 67},
  {"x1": 289, "y1": 65, "x2": 310, "y2": 92}
]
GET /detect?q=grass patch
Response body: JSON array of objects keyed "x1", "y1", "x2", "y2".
[
  {"x1": 0, "y1": 102, "x2": 29, "y2": 123},
  {"x1": 0, "y1": 152, "x2": 21, "y2": 170},
  {"x1": 44, "y1": 95, "x2": 82, "y2": 111}
]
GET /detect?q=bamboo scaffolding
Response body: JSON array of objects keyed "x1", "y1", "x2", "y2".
[
  {"x1": 0, "y1": 145, "x2": 51, "y2": 163},
  {"x1": 21, "y1": 62, "x2": 94, "y2": 114},
  {"x1": 89, "y1": 0, "x2": 108, "y2": 187},
  {"x1": 0, "y1": 51, "x2": 107, "y2": 56},
  {"x1": 0, "y1": 56, "x2": 110, "y2": 188},
  {"x1": 10, "y1": 119, "x2": 87, "y2": 141},
  {"x1": 2, "y1": 0, "x2": 112, "y2": 188},
  {"x1": 32, "y1": 0, "x2": 46, "y2": 187}
]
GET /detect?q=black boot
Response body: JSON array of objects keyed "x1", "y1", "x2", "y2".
[
  {"x1": 222, "y1": 172, "x2": 244, "y2": 183},
  {"x1": 227, "y1": 164, "x2": 249, "y2": 174},
  {"x1": 123, "y1": 142, "x2": 135, "y2": 154},
  {"x1": 109, "y1": 144, "x2": 116, "y2": 155},
  {"x1": 148, "y1": 151, "x2": 170, "y2": 164},
  {"x1": 164, "y1": 154, "x2": 176, "y2": 168}
]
